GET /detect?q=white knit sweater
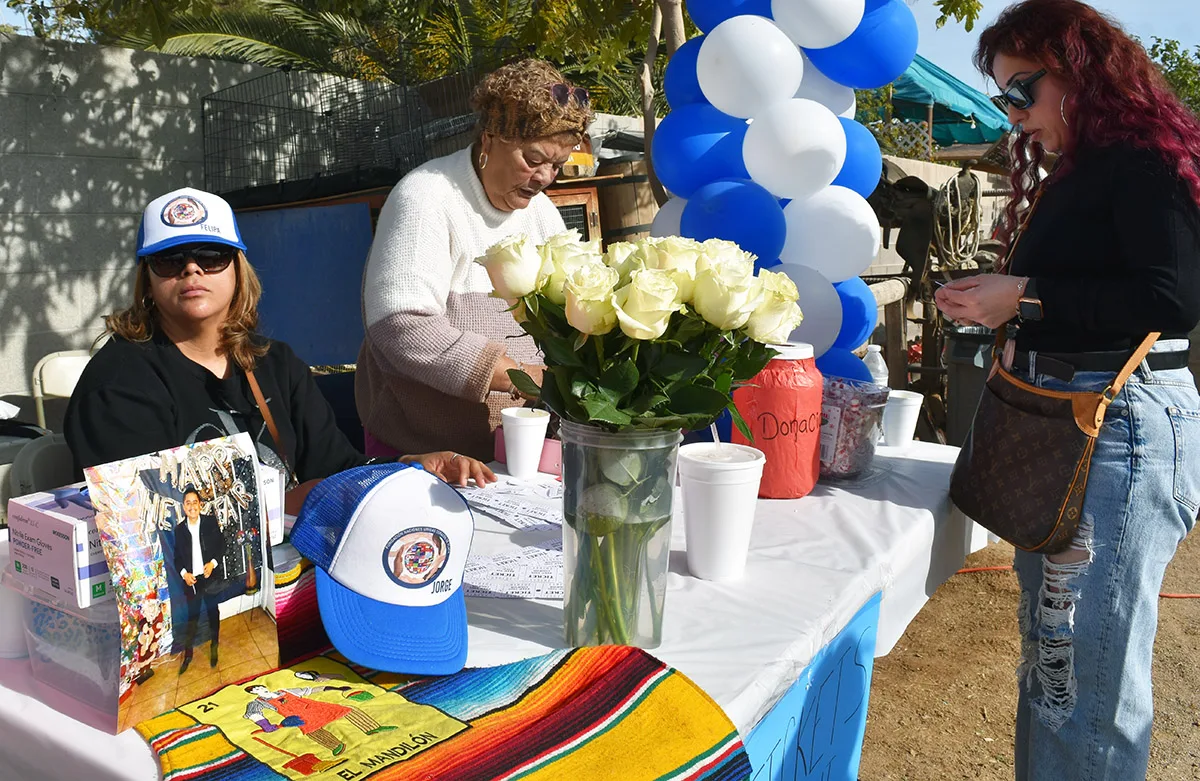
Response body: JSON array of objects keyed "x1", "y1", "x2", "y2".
[{"x1": 356, "y1": 147, "x2": 566, "y2": 458}]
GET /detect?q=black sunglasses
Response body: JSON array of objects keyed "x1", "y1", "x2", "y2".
[
  {"x1": 145, "y1": 244, "x2": 238, "y2": 278},
  {"x1": 546, "y1": 82, "x2": 590, "y2": 109},
  {"x1": 991, "y1": 69, "x2": 1047, "y2": 111}
]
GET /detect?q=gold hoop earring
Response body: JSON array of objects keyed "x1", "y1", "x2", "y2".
[
  {"x1": 478, "y1": 152, "x2": 489, "y2": 170},
  {"x1": 1060, "y1": 95, "x2": 1070, "y2": 127}
]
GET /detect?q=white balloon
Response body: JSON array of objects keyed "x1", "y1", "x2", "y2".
[
  {"x1": 743, "y1": 98, "x2": 846, "y2": 200},
  {"x1": 795, "y1": 52, "x2": 857, "y2": 119},
  {"x1": 697, "y1": 16, "x2": 805, "y2": 119},
  {"x1": 781, "y1": 186, "x2": 882, "y2": 283},
  {"x1": 777, "y1": 262, "x2": 843, "y2": 357},
  {"x1": 771, "y1": 0, "x2": 865, "y2": 50},
  {"x1": 650, "y1": 197, "x2": 687, "y2": 237}
]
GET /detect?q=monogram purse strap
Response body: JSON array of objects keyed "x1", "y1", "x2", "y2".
[{"x1": 245, "y1": 368, "x2": 299, "y2": 486}]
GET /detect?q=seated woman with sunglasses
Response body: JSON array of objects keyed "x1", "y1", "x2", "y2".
[
  {"x1": 355, "y1": 59, "x2": 593, "y2": 462},
  {"x1": 64, "y1": 187, "x2": 496, "y2": 506},
  {"x1": 934, "y1": 1, "x2": 1200, "y2": 778}
]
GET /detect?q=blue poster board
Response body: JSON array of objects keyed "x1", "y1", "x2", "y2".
[
  {"x1": 745, "y1": 592, "x2": 881, "y2": 781},
  {"x1": 236, "y1": 202, "x2": 375, "y2": 367}
]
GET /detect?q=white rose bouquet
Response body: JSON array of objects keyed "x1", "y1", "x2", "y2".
[
  {"x1": 477, "y1": 231, "x2": 803, "y2": 437},
  {"x1": 477, "y1": 231, "x2": 803, "y2": 647}
]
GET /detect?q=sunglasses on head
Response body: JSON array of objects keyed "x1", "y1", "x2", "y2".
[
  {"x1": 546, "y1": 82, "x2": 590, "y2": 109},
  {"x1": 145, "y1": 244, "x2": 237, "y2": 278},
  {"x1": 991, "y1": 69, "x2": 1047, "y2": 111}
]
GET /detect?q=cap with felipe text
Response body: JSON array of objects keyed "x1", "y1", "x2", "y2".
[
  {"x1": 136, "y1": 187, "x2": 247, "y2": 257},
  {"x1": 289, "y1": 463, "x2": 474, "y2": 675}
]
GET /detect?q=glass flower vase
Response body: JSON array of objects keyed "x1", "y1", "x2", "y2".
[{"x1": 560, "y1": 421, "x2": 681, "y2": 648}]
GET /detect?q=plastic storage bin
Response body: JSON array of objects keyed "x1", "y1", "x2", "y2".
[{"x1": 1, "y1": 567, "x2": 120, "y2": 713}]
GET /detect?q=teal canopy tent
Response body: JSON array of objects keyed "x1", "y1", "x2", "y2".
[{"x1": 891, "y1": 54, "x2": 1011, "y2": 147}]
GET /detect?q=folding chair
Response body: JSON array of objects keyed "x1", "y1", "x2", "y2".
[
  {"x1": 9, "y1": 433, "x2": 77, "y2": 497},
  {"x1": 31, "y1": 350, "x2": 92, "y2": 429}
]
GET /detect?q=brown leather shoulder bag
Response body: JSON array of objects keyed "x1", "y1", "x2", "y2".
[{"x1": 949, "y1": 328, "x2": 1157, "y2": 554}]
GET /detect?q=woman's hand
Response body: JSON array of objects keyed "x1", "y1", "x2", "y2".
[
  {"x1": 404, "y1": 451, "x2": 498, "y2": 487},
  {"x1": 934, "y1": 275, "x2": 1027, "y2": 329},
  {"x1": 490, "y1": 356, "x2": 545, "y2": 399}
]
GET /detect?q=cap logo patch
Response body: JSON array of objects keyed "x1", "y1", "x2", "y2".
[
  {"x1": 160, "y1": 196, "x2": 208, "y2": 227},
  {"x1": 384, "y1": 527, "x2": 450, "y2": 588}
]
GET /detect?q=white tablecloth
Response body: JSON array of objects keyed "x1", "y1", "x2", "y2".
[{"x1": 0, "y1": 442, "x2": 981, "y2": 781}]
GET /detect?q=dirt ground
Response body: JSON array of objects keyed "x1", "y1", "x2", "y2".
[{"x1": 860, "y1": 531, "x2": 1200, "y2": 780}]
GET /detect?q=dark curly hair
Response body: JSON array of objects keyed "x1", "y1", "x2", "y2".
[
  {"x1": 470, "y1": 59, "x2": 593, "y2": 142},
  {"x1": 975, "y1": 0, "x2": 1200, "y2": 251}
]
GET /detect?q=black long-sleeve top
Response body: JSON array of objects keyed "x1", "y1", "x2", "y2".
[
  {"x1": 1009, "y1": 143, "x2": 1200, "y2": 352},
  {"x1": 64, "y1": 331, "x2": 370, "y2": 480}
]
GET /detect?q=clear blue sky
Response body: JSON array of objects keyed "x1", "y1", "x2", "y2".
[
  {"x1": 0, "y1": 5, "x2": 27, "y2": 31},
  {"x1": 913, "y1": 0, "x2": 1200, "y2": 92}
]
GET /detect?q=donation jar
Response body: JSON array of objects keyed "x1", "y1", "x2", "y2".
[{"x1": 732, "y1": 342, "x2": 823, "y2": 498}]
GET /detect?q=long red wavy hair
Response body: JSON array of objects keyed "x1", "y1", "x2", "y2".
[{"x1": 974, "y1": 0, "x2": 1200, "y2": 250}]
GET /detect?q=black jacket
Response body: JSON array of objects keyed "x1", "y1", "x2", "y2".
[
  {"x1": 65, "y1": 332, "x2": 370, "y2": 481},
  {"x1": 174, "y1": 514, "x2": 226, "y2": 593}
]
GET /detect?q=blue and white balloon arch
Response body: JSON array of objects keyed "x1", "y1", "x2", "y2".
[{"x1": 653, "y1": 0, "x2": 918, "y2": 374}]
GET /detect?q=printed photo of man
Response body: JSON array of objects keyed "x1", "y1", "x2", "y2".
[{"x1": 174, "y1": 486, "x2": 225, "y2": 673}]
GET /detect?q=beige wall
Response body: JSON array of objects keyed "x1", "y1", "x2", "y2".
[{"x1": 0, "y1": 34, "x2": 266, "y2": 422}]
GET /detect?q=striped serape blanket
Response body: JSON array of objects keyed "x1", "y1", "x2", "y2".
[{"x1": 136, "y1": 645, "x2": 751, "y2": 781}]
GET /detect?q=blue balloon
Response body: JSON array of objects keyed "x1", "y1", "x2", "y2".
[
  {"x1": 664, "y1": 36, "x2": 707, "y2": 108},
  {"x1": 680, "y1": 179, "x2": 787, "y2": 262},
  {"x1": 755, "y1": 257, "x2": 783, "y2": 273},
  {"x1": 651, "y1": 103, "x2": 749, "y2": 199},
  {"x1": 804, "y1": 0, "x2": 919, "y2": 89},
  {"x1": 816, "y1": 347, "x2": 875, "y2": 383},
  {"x1": 833, "y1": 118, "x2": 883, "y2": 198},
  {"x1": 686, "y1": 0, "x2": 772, "y2": 33},
  {"x1": 832, "y1": 277, "x2": 878, "y2": 350}
]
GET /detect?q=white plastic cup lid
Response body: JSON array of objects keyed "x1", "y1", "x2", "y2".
[
  {"x1": 767, "y1": 341, "x2": 814, "y2": 360},
  {"x1": 679, "y1": 443, "x2": 765, "y2": 470},
  {"x1": 501, "y1": 407, "x2": 551, "y2": 423}
]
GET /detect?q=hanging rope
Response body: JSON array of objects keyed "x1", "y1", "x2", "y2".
[{"x1": 933, "y1": 169, "x2": 982, "y2": 270}]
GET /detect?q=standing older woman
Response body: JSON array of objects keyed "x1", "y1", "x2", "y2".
[
  {"x1": 65, "y1": 187, "x2": 494, "y2": 507},
  {"x1": 935, "y1": 1, "x2": 1200, "y2": 778},
  {"x1": 356, "y1": 59, "x2": 593, "y2": 461}
]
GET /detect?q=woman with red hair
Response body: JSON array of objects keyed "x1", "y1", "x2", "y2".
[{"x1": 935, "y1": 1, "x2": 1200, "y2": 777}]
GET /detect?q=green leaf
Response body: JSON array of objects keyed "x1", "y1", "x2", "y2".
[
  {"x1": 540, "y1": 332, "x2": 585, "y2": 367},
  {"x1": 507, "y1": 369, "x2": 541, "y2": 399},
  {"x1": 729, "y1": 403, "x2": 754, "y2": 444},
  {"x1": 580, "y1": 396, "x2": 633, "y2": 426},
  {"x1": 539, "y1": 371, "x2": 569, "y2": 419},
  {"x1": 668, "y1": 383, "x2": 733, "y2": 417},
  {"x1": 599, "y1": 361, "x2": 640, "y2": 399},
  {"x1": 630, "y1": 391, "x2": 670, "y2": 414},
  {"x1": 714, "y1": 371, "x2": 733, "y2": 395},
  {"x1": 671, "y1": 314, "x2": 710, "y2": 345},
  {"x1": 652, "y1": 352, "x2": 709, "y2": 384}
]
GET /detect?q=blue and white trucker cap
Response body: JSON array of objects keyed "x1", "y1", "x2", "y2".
[
  {"x1": 136, "y1": 187, "x2": 248, "y2": 257},
  {"x1": 290, "y1": 463, "x2": 474, "y2": 675}
]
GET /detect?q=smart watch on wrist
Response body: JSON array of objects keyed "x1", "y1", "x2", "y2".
[{"x1": 1017, "y1": 277, "x2": 1044, "y2": 321}]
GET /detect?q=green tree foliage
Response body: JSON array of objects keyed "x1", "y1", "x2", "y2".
[
  {"x1": 9, "y1": 0, "x2": 983, "y2": 117},
  {"x1": 931, "y1": 0, "x2": 984, "y2": 32},
  {"x1": 1147, "y1": 37, "x2": 1200, "y2": 116}
]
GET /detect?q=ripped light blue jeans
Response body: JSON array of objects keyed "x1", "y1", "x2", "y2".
[{"x1": 1010, "y1": 340, "x2": 1200, "y2": 780}]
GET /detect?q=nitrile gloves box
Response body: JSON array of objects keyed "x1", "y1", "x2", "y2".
[{"x1": 6, "y1": 482, "x2": 113, "y2": 608}]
